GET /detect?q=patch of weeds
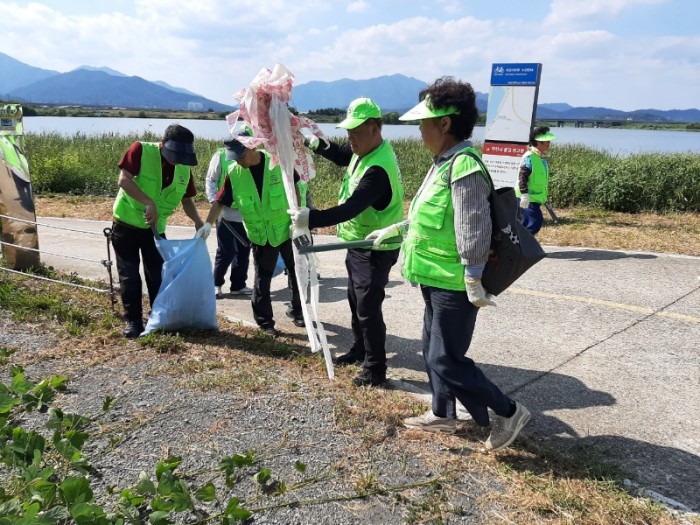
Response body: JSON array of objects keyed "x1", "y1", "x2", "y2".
[{"x1": 138, "y1": 332, "x2": 187, "y2": 353}]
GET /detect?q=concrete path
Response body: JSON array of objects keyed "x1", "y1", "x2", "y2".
[{"x1": 18, "y1": 217, "x2": 700, "y2": 512}]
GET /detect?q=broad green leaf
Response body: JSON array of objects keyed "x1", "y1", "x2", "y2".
[
  {"x1": 194, "y1": 482, "x2": 216, "y2": 502},
  {"x1": 59, "y1": 476, "x2": 93, "y2": 506},
  {"x1": 69, "y1": 502, "x2": 109, "y2": 525},
  {"x1": 223, "y1": 498, "x2": 252, "y2": 522},
  {"x1": 293, "y1": 460, "x2": 306, "y2": 473},
  {"x1": 253, "y1": 468, "x2": 271, "y2": 485},
  {"x1": 148, "y1": 511, "x2": 173, "y2": 525},
  {"x1": 155, "y1": 456, "x2": 181, "y2": 481},
  {"x1": 136, "y1": 472, "x2": 156, "y2": 496},
  {"x1": 150, "y1": 497, "x2": 174, "y2": 513}
]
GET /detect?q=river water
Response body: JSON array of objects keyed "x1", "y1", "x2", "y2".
[{"x1": 24, "y1": 116, "x2": 699, "y2": 156}]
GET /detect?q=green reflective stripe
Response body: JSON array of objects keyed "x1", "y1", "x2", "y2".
[
  {"x1": 516, "y1": 151, "x2": 549, "y2": 203},
  {"x1": 336, "y1": 140, "x2": 404, "y2": 250},
  {"x1": 228, "y1": 151, "x2": 291, "y2": 247},
  {"x1": 402, "y1": 146, "x2": 485, "y2": 290},
  {"x1": 112, "y1": 142, "x2": 190, "y2": 233},
  {"x1": 298, "y1": 181, "x2": 308, "y2": 207}
]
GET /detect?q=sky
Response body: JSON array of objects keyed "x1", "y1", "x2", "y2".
[{"x1": 1, "y1": 0, "x2": 698, "y2": 110}]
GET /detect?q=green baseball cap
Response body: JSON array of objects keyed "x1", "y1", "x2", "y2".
[
  {"x1": 399, "y1": 95, "x2": 460, "y2": 121},
  {"x1": 534, "y1": 131, "x2": 557, "y2": 142},
  {"x1": 337, "y1": 98, "x2": 382, "y2": 129}
]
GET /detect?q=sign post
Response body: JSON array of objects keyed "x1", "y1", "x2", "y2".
[
  {"x1": 482, "y1": 63, "x2": 542, "y2": 189},
  {"x1": 0, "y1": 104, "x2": 40, "y2": 269}
]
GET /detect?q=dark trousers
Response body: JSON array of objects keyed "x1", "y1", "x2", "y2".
[
  {"x1": 214, "y1": 219, "x2": 251, "y2": 291},
  {"x1": 520, "y1": 202, "x2": 544, "y2": 235},
  {"x1": 420, "y1": 285, "x2": 512, "y2": 426},
  {"x1": 345, "y1": 247, "x2": 400, "y2": 377},
  {"x1": 251, "y1": 239, "x2": 301, "y2": 329},
  {"x1": 111, "y1": 222, "x2": 164, "y2": 323}
]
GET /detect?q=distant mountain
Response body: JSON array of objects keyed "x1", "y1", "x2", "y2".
[
  {"x1": 153, "y1": 80, "x2": 200, "y2": 97},
  {"x1": 538, "y1": 102, "x2": 573, "y2": 113},
  {"x1": 7, "y1": 69, "x2": 233, "y2": 112},
  {"x1": 73, "y1": 65, "x2": 127, "y2": 77},
  {"x1": 292, "y1": 74, "x2": 427, "y2": 113},
  {"x1": 1, "y1": 52, "x2": 697, "y2": 121},
  {"x1": 0, "y1": 52, "x2": 58, "y2": 95},
  {"x1": 292, "y1": 73, "x2": 489, "y2": 115}
]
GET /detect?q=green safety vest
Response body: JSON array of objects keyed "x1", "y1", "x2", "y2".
[
  {"x1": 227, "y1": 151, "x2": 291, "y2": 247},
  {"x1": 112, "y1": 142, "x2": 190, "y2": 234},
  {"x1": 336, "y1": 140, "x2": 404, "y2": 250},
  {"x1": 402, "y1": 146, "x2": 491, "y2": 291},
  {"x1": 516, "y1": 150, "x2": 549, "y2": 203}
]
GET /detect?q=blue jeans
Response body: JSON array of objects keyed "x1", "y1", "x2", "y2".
[
  {"x1": 214, "y1": 219, "x2": 251, "y2": 291},
  {"x1": 520, "y1": 201, "x2": 543, "y2": 235},
  {"x1": 420, "y1": 285, "x2": 512, "y2": 426}
]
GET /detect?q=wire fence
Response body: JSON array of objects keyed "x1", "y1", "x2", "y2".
[{"x1": 0, "y1": 213, "x2": 117, "y2": 308}]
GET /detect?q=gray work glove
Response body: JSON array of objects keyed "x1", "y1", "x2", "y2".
[{"x1": 465, "y1": 278, "x2": 496, "y2": 308}]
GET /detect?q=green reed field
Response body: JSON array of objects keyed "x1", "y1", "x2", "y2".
[{"x1": 23, "y1": 132, "x2": 700, "y2": 213}]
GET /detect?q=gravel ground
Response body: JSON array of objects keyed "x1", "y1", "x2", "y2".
[{"x1": 0, "y1": 314, "x2": 504, "y2": 524}]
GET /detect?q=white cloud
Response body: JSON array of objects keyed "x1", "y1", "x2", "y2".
[
  {"x1": 0, "y1": 0, "x2": 697, "y2": 110},
  {"x1": 545, "y1": 0, "x2": 668, "y2": 28},
  {"x1": 346, "y1": 0, "x2": 369, "y2": 13}
]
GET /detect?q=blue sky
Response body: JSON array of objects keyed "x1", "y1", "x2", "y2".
[{"x1": 1, "y1": 0, "x2": 698, "y2": 110}]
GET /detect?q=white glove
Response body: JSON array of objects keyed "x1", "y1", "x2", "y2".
[
  {"x1": 466, "y1": 279, "x2": 497, "y2": 308},
  {"x1": 287, "y1": 207, "x2": 310, "y2": 230},
  {"x1": 365, "y1": 223, "x2": 402, "y2": 248},
  {"x1": 303, "y1": 133, "x2": 329, "y2": 151},
  {"x1": 195, "y1": 222, "x2": 212, "y2": 240},
  {"x1": 519, "y1": 194, "x2": 530, "y2": 209}
]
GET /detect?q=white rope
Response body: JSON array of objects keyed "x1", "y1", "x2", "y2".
[
  {"x1": 0, "y1": 240, "x2": 104, "y2": 264},
  {"x1": 0, "y1": 266, "x2": 109, "y2": 293},
  {"x1": 0, "y1": 213, "x2": 105, "y2": 236}
]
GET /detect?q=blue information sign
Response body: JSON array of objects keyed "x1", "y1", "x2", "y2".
[{"x1": 490, "y1": 63, "x2": 541, "y2": 86}]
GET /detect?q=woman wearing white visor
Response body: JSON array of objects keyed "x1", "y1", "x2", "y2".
[{"x1": 366, "y1": 77, "x2": 530, "y2": 452}]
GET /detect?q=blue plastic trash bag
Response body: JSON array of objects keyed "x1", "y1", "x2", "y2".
[
  {"x1": 142, "y1": 237, "x2": 218, "y2": 335},
  {"x1": 273, "y1": 253, "x2": 285, "y2": 277}
]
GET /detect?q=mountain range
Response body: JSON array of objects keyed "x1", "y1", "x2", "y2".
[{"x1": 2, "y1": 52, "x2": 699, "y2": 122}]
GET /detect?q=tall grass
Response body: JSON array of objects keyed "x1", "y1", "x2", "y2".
[{"x1": 22, "y1": 132, "x2": 700, "y2": 213}]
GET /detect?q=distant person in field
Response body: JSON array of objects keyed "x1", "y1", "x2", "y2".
[
  {"x1": 112, "y1": 124, "x2": 204, "y2": 338},
  {"x1": 205, "y1": 135, "x2": 253, "y2": 299},
  {"x1": 517, "y1": 126, "x2": 557, "y2": 235},
  {"x1": 288, "y1": 97, "x2": 405, "y2": 388},
  {"x1": 366, "y1": 77, "x2": 530, "y2": 451}
]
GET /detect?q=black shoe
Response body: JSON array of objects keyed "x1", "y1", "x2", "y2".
[
  {"x1": 335, "y1": 350, "x2": 363, "y2": 366},
  {"x1": 285, "y1": 307, "x2": 305, "y2": 327},
  {"x1": 123, "y1": 320, "x2": 144, "y2": 339},
  {"x1": 352, "y1": 371, "x2": 386, "y2": 387},
  {"x1": 260, "y1": 326, "x2": 278, "y2": 337}
]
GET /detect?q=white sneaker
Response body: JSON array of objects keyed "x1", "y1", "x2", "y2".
[
  {"x1": 403, "y1": 409, "x2": 457, "y2": 434},
  {"x1": 215, "y1": 285, "x2": 223, "y2": 299},
  {"x1": 230, "y1": 286, "x2": 253, "y2": 295},
  {"x1": 484, "y1": 402, "x2": 531, "y2": 452}
]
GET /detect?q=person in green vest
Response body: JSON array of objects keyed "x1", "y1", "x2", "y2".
[
  {"x1": 198, "y1": 131, "x2": 304, "y2": 336},
  {"x1": 366, "y1": 78, "x2": 530, "y2": 451},
  {"x1": 288, "y1": 97, "x2": 404, "y2": 387},
  {"x1": 205, "y1": 138, "x2": 252, "y2": 299},
  {"x1": 112, "y1": 124, "x2": 204, "y2": 338},
  {"x1": 517, "y1": 126, "x2": 557, "y2": 235}
]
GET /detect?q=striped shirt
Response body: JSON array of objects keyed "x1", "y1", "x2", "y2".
[{"x1": 412, "y1": 140, "x2": 492, "y2": 278}]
